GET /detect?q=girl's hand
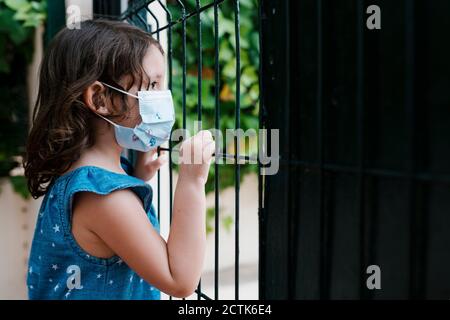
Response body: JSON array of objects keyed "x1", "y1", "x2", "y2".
[
  {"x1": 133, "y1": 149, "x2": 168, "y2": 181},
  {"x1": 178, "y1": 130, "x2": 215, "y2": 185}
]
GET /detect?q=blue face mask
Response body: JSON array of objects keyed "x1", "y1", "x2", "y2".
[{"x1": 96, "y1": 82, "x2": 175, "y2": 152}]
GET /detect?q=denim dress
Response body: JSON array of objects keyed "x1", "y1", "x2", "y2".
[{"x1": 27, "y1": 157, "x2": 161, "y2": 300}]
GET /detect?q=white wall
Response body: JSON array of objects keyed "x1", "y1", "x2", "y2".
[{"x1": 0, "y1": 179, "x2": 41, "y2": 299}]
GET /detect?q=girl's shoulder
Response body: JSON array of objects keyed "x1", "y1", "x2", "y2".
[{"x1": 50, "y1": 157, "x2": 154, "y2": 214}]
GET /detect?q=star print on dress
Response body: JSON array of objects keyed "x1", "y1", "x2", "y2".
[{"x1": 26, "y1": 165, "x2": 163, "y2": 300}]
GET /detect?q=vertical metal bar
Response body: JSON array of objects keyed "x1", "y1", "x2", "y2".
[
  {"x1": 135, "y1": 6, "x2": 159, "y2": 226},
  {"x1": 176, "y1": 0, "x2": 187, "y2": 131},
  {"x1": 234, "y1": 0, "x2": 241, "y2": 301},
  {"x1": 196, "y1": 0, "x2": 203, "y2": 300},
  {"x1": 257, "y1": 0, "x2": 264, "y2": 301},
  {"x1": 356, "y1": 0, "x2": 368, "y2": 300},
  {"x1": 213, "y1": 0, "x2": 220, "y2": 301},
  {"x1": 145, "y1": 6, "x2": 161, "y2": 229},
  {"x1": 316, "y1": 0, "x2": 327, "y2": 299},
  {"x1": 156, "y1": 0, "x2": 173, "y2": 225},
  {"x1": 405, "y1": 0, "x2": 425, "y2": 299},
  {"x1": 405, "y1": 0, "x2": 416, "y2": 298},
  {"x1": 277, "y1": 0, "x2": 294, "y2": 299},
  {"x1": 176, "y1": 0, "x2": 186, "y2": 300},
  {"x1": 45, "y1": 0, "x2": 66, "y2": 45},
  {"x1": 197, "y1": 0, "x2": 203, "y2": 123},
  {"x1": 146, "y1": 7, "x2": 161, "y2": 41},
  {"x1": 155, "y1": 11, "x2": 173, "y2": 303}
]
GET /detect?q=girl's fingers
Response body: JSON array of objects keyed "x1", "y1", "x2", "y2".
[
  {"x1": 149, "y1": 148, "x2": 158, "y2": 157},
  {"x1": 203, "y1": 141, "x2": 216, "y2": 161},
  {"x1": 138, "y1": 148, "x2": 157, "y2": 158},
  {"x1": 136, "y1": 148, "x2": 158, "y2": 166},
  {"x1": 147, "y1": 153, "x2": 168, "y2": 171}
]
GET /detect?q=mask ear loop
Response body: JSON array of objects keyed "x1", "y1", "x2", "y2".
[
  {"x1": 94, "y1": 82, "x2": 140, "y2": 126},
  {"x1": 94, "y1": 112, "x2": 118, "y2": 127},
  {"x1": 101, "y1": 81, "x2": 139, "y2": 99}
]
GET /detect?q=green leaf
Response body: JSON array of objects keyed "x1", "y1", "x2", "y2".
[
  {"x1": 0, "y1": 9, "x2": 30, "y2": 44},
  {"x1": 222, "y1": 59, "x2": 236, "y2": 78},
  {"x1": 13, "y1": 9, "x2": 30, "y2": 21},
  {"x1": 9, "y1": 176, "x2": 30, "y2": 199},
  {"x1": 23, "y1": 13, "x2": 45, "y2": 27},
  {"x1": 5, "y1": 0, "x2": 31, "y2": 11},
  {"x1": 31, "y1": 1, "x2": 46, "y2": 11},
  {"x1": 222, "y1": 216, "x2": 233, "y2": 233}
]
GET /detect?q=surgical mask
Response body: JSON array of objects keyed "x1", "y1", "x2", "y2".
[{"x1": 96, "y1": 82, "x2": 175, "y2": 152}]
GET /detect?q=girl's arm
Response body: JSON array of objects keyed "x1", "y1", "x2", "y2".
[{"x1": 72, "y1": 130, "x2": 215, "y2": 298}]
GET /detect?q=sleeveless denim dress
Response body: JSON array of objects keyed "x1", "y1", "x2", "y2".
[{"x1": 27, "y1": 157, "x2": 161, "y2": 300}]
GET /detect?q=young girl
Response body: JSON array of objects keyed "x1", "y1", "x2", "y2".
[{"x1": 24, "y1": 19, "x2": 214, "y2": 300}]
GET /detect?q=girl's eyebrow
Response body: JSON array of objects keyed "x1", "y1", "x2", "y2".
[
  {"x1": 148, "y1": 74, "x2": 163, "y2": 81},
  {"x1": 141, "y1": 73, "x2": 163, "y2": 90},
  {"x1": 144, "y1": 73, "x2": 162, "y2": 83}
]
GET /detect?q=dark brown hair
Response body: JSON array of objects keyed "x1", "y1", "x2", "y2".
[{"x1": 24, "y1": 19, "x2": 163, "y2": 198}]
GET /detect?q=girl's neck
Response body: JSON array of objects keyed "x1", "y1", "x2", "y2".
[
  {"x1": 78, "y1": 144, "x2": 125, "y2": 174},
  {"x1": 66, "y1": 122, "x2": 126, "y2": 175}
]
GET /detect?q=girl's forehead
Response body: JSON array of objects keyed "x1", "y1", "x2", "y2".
[{"x1": 142, "y1": 47, "x2": 165, "y2": 79}]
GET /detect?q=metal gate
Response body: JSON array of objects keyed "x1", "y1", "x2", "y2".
[{"x1": 260, "y1": 0, "x2": 450, "y2": 300}]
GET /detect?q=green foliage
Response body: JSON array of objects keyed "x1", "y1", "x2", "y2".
[
  {"x1": 0, "y1": 0, "x2": 47, "y2": 72},
  {"x1": 167, "y1": 0, "x2": 259, "y2": 194},
  {"x1": 164, "y1": 0, "x2": 259, "y2": 233},
  {"x1": 9, "y1": 175, "x2": 30, "y2": 199},
  {"x1": 0, "y1": 0, "x2": 46, "y2": 199}
]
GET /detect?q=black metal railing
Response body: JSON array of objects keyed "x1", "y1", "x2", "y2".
[
  {"x1": 94, "y1": 0, "x2": 251, "y2": 300},
  {"x1": 260, "y1": 0, "x2": 450, "y2": 300}
]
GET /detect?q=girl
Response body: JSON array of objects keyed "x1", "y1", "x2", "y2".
[{"x1": 24, "y1": 19, "x2": 214, "y2": 300}]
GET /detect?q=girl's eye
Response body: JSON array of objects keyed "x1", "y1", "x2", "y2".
[{"x1": 150, "y1": 81, "x2": 158, "y2": 89}]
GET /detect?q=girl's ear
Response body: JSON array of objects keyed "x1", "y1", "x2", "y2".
[{"x1": 83, "y1": 81, "x2": 110, "y2": 115}]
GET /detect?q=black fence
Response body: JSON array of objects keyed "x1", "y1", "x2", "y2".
[{"x1": 260, "y1": 0, "x2": 450, "y2": 299}]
